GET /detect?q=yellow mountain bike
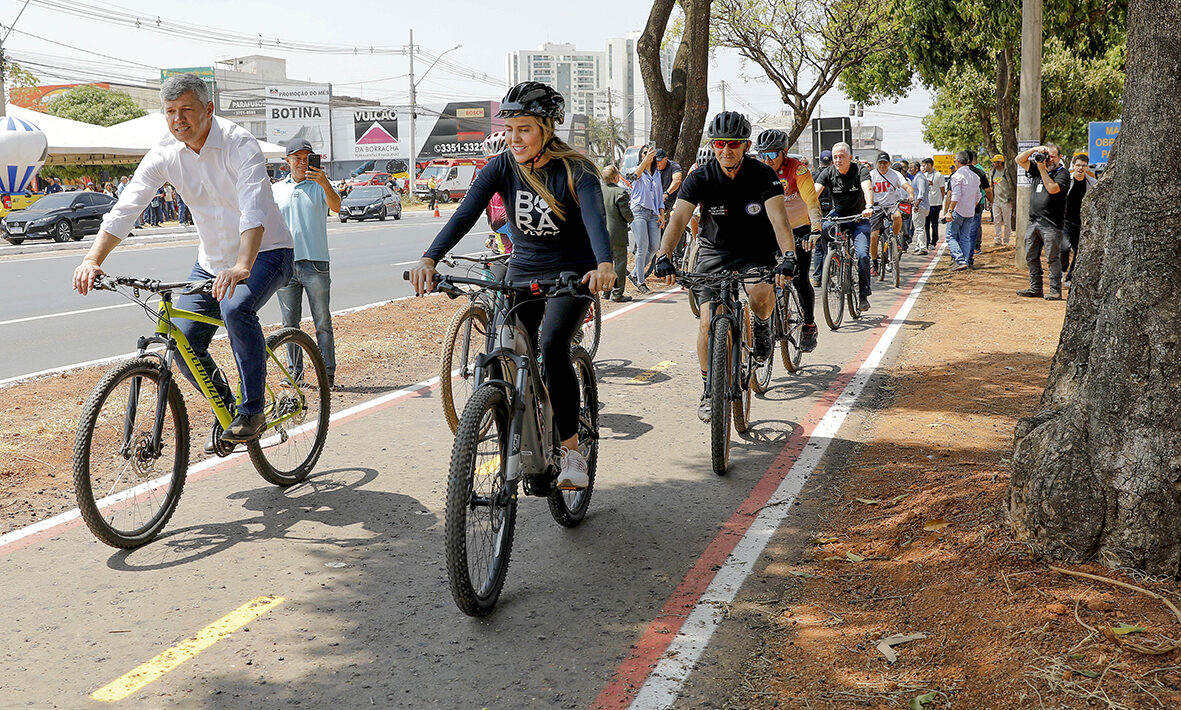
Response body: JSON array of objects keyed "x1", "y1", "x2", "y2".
[{"x1": 72, "y1": 275, "x2": 331, "y2": 548}]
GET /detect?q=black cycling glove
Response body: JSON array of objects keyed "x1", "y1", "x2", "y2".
[
  {"x1": 775, "y1": 252, "x2": 798, "y2": 278},
  {"x1": 653, "y1": 254, "x2": 676, "y2": 278}
]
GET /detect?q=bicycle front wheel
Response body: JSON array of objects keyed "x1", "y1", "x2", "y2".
[
  {"x1": 710, "y1": 317, "x2": 733, "y2": 475},
  {"x1": 441, "y1": 302, "x2": 490, "y2": 433},
  {"x1": 446, "y1": 385, "x2": 516, "y2": 616},
  {"x1": 780, "y1": 286, "x2": 805, "y2": 373},
  {"x1": 73, "y1": 358, "x2": 189, "y2": 548},
  {"x1": 820, "y1": 250, "x2": 845, "y2": 330},
  {"x1": 847, "y1": 255, "x2": 863, "y2": 319},
  {"x1": 248, "y1": 327, "x2": 331, "y2": 486},
  {"x1": 733, "y1": 311, "x2": 753, "y2": 433},
  {"x1": 571, "y1": 294, "x2": 602, "y2": 360},
  {"x1": 548, "y1": 347, "x2": 598, "y2": 527}
]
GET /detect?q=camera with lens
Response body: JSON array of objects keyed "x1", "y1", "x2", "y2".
[{"x1": 1031, "y1": 151, "x2": 1049, "y2": 164}]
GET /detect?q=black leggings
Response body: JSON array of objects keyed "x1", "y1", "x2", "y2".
[
  {"x1": 509, "y1": 270, "x2": 592, "y2": 442},
  {"x1": 791, "y1": 227, "x2": 816, "y2": 325}
]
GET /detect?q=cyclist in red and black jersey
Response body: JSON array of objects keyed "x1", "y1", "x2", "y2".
[{"x1": 753, "y1": 128, "x2": 820, "y2": 352}]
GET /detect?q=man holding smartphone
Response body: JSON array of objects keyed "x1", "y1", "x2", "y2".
[{"x1": 273, "y1": 138, "x2": 342, "y2": 388}]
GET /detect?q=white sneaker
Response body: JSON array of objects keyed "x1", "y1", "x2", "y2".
[
  {"x1": 698, "y1": 394, "x2": 711, "y2": 422},
  {"x1": 556, "y1": 447, "x2": 589, "y2": 490}
]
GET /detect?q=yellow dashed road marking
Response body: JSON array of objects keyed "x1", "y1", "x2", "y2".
[
  {"x1": 631, "y1": 360, "x2": 676, "y2": 383},
  {"x1": 92, "y1": 595, "x2": 285, "y2": 702}
]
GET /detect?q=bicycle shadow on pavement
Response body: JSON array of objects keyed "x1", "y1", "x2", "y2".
[
  {"x1": 597, "y1": 411, "x2": 655, "y2": 441},
  {"x1": 105, "y1": 467, "x2": 435, "y2": 572}
]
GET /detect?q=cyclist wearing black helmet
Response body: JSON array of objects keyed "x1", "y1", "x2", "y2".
[
  {"x1": 754, "y1": 128, "x2": 821, "y2": 353},
  {"x1": 652, "y1": 111, "x2": 799, "y2": 422},
  {"x1": 409, "y1": 81, "x2": 614, "y2": 490}
]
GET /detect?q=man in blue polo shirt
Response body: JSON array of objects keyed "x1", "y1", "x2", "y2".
[{"x1": 273, "y1": 138, "x2": 342, "y2": 387}]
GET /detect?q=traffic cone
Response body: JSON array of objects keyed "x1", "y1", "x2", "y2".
[{"x1": 433, "y1": 205, "x2": 441, "y2": 217}]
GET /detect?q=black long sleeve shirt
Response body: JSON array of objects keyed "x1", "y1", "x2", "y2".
[{"x1": 424, "y1": 153, "x2": 612, "y2": 275}]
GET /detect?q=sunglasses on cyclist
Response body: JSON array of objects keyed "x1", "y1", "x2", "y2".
[
  {"x1": 758, "y1": 150, "x2": 781, "y2": 160},
  {"x1": 712, "y1": 139, "x2": 746, "y2": 150}
]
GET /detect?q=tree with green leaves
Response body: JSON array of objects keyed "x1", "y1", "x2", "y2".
[
  {"x1": 713, "y1": 0, "x2": 908, "y2": 148},
  {"x1": 586, "y1": 115, "x2": 629, "y2": 166},
  {"x1": 45, "y1": 84, "x2": 145, "y2": 127}
]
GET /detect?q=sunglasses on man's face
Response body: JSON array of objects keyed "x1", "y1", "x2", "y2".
[
  {"x1": 758, "y1": 151, "x2": 781, "y2": 160},
  {"x1": 712, "y1": 140, "x2": 745, "y2": 150}
]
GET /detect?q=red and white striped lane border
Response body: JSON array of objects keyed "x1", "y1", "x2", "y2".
[
  {"x1": 0, "y1": 287, "x2": 684, "y2": 558},
  {"x1": 592, "y1": 245, "x2": 947, "y2": 710}
]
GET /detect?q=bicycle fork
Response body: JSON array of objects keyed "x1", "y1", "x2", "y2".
[{"x1": 121, "y1": 338, "x2": 175, "y2": 461}]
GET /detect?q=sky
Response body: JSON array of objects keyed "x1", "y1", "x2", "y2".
[{"x1": 2, "y1": 0, "x2": 935, "y2": 156}]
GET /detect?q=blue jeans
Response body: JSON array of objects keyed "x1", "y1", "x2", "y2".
[
  {"x1": 174, "y1": 249, "x2": 295, "y2": 415},
  {"x1": 630, "y1": 206, "x2": 661, "y2": 282},
  {"x1": 822, "y1": 212, "x2": 872, "y2": 297},
  {"x1": 971, "y1": 212, "x2": 983, "y2": 253},
  {"x1": 945, "y1": 213, "x2": 974, "y2": 266},
  {"x1": 277, "y1": 260, "x2": 336, "y2": 379}
]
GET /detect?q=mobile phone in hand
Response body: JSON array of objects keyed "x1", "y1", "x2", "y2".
[{"x1": 308, "y1": 154, "x2": 321, "y2": 169}]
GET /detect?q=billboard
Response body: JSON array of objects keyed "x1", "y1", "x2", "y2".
[
  {"x1": 1088, "y1": 121, "x2": 1120, "y2": 166},
  {"x1": 267, "y1": 84, "x2": 331, "y2": 159},
  {"x1": 162, "y1": 67, "x2": 215, "y2": 102},
  {"x1": 351, "y1": 108, "x2": 400, "y2": 159},
  {"x1": 11, "y1": 83, "x2": 110, "y2": 111}
]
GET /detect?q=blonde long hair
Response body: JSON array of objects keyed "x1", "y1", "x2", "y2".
[{"x1": 509, "y1": 116, "x2": 597, "y2": 222}]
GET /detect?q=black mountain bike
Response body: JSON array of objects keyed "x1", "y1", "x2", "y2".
[
  {"x1": 820, "y1": 215, "x2": 867, "y2": 330},
  {"x1": 407, "y1": 270, "x2": 599, "y2": 616},
  {"x1": 676, "y1": 267, "x2": 773, "y2": 475},
  {"x1": 876, "y1": 204, "x2": 904, "y2": 289},
  {"x1": 751, "y1": 281, "x2": 806, "y2": 393}
]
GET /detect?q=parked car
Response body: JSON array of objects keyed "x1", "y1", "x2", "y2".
[
  {"x1": 339, "y1": 185, "x2": 402, "y2": 222},
  {"x1": 345, "y1": 172, "x2": 393, "y2": 189},
  {"x1": 2, "y1": 191, "x2": 116, "y2": 244}
]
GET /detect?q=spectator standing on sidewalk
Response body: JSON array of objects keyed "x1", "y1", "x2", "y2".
[
  {"x1": 148, "y1": 186, "x2": 165, "y2": 226},
  {"x1": 1015, "y1": 143, "x2": 1069, "y2": 300},
  {"x1": 600, "y1": 165, "x2": 634, "y2": 303},
  {"x1": 427, "y1": 175, "x2": 438, "y2": 210},
  {"x1": 163, "y1": 183, "x2": 176, "y2": 221},
  {"x1": 273, "y1": 138, "x2": 341, "y2": 389},
  {"x1": 628, "y1": 146, "x2": 665, "y2": 294},
  {"x1": 116, "y1": 176, "x2": 129, "y2": 196},
  {"x1": 989, "y1": 154, "x2": 1013, "y2": 245},
  {"x1": 922, "y1": 158, "x2": 945, "y2": 248},
  {"x1": 1060, "y1": 153, "x2": 1098, "y2": 284},
  {"x1": 964, "y1": 150, "x2": 993, "y2": 255},
  {"x1": 910, "y1": 161, "x2": 931, "y2": 255},
  {"x1": 942, "y1": 150, "x2": 981, "y2": 271}
]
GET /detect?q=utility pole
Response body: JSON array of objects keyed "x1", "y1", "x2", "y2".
[
  {"x1": 720, "y1": 80, "x2": 726, "y2": 112},
  {"x1": 407, "y1": 28, "x2": 416, "y2": 182},
  {"x1": 606, "y1": 86, "x2": 616, "y2": 164},
  {"x1": 1015, "y1": 0, "x2": 1043, "y2": 268}
]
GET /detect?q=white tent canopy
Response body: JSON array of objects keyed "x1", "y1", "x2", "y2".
[
  {"x1": 3, "y1": 105, "x2": 143, "y2": 165},
  {"x1": 105, "y1": 114, "x2": 287, "y2": 160}
]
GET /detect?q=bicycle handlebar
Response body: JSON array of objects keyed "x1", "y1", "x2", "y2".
[
  {"x1": 401, "y1": 270, "x2": 591, "y2": 299},
  {"x1": 438, "y1": 252, "x2": 511, "y2": 268},
  {"x1": 94, "y1": 275, "x2": 214, "y2": 295},
  {"x1": 674, "y1": 266, "x2": 774, "y2": 288}
]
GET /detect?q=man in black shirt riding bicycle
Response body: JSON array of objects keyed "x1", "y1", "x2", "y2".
[{"x1": 652, "y1": 111, "x2": 800, "y2": 422}]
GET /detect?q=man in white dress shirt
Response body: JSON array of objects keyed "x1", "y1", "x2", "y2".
[{"x1": 72, "y1": 73, "x2": 295, "y2": 446}]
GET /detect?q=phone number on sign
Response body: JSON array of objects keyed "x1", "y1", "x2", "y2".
[{"x1": 432, "y1": 142, "x2": 482, "y2": 154}]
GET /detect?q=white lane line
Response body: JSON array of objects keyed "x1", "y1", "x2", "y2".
[
  {"x1": 0, "y1": 302, "x2": 136, "y2": 327},
  {"x1": 628, "y1": 247, "x2": 946, "y2": 709},
  {"x1": 0, "y1": 285, "x2": 681, "y2": 549}
]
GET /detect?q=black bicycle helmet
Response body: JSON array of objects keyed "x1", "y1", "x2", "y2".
[
  {"x1": 754, "y1": 128, "x2": 789, "y2": 152},
  {"x1": 706, "y1": 111, "x2": 751, "y2": 140},
  {"x1": 497, "y1": 81, "x2": 566, "y2": 124}
]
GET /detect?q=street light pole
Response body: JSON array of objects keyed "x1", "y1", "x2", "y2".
[
  {"x1": 407, "y1": 35, "x2": 462, "y2": 176},
  {"x1": 1015, "y1": 0, "x2": 1043, "y2": 268}
]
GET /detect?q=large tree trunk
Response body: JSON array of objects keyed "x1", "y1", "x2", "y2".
[
  {"x1": 1008, "y1": 0, "x2": 1181, "y2": 575},
  {"x1": 637, "y1": 0, "x2": 712, "y2": 170},
  {"x1": 995, "y1": 47, "x2": 1019, "y2": 228}
]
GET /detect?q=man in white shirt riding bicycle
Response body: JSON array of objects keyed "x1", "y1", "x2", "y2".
[{"x1": 867, "y1": 151, "x2": 914, "y2": 277}]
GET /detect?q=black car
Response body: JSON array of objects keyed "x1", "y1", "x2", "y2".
[
  {"x1": 2, "y1": 191, "x2": 116, "y2": 244},
  {"x1": 339, "y1": 185, "x2": 402, "y2": 223}
]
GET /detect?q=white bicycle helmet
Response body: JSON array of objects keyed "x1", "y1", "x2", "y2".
[
  {"x1": 483, "y1": 131, "x2": 508, "y2": 157},
  {"x1": 696, "y1": 145, "x2": 713, "y2": 165}
]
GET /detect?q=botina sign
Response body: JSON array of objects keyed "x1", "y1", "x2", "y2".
[{"x1": 266, "y1": 85, "x2": 331, "y2": 159}]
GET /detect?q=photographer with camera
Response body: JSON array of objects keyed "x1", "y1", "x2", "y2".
[{"x1": 1016, "y1": 143, "x2": 1070, "y2": 300}]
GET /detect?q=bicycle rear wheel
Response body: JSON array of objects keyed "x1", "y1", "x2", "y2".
[
  {"x1": 733, "y1": 311, "x2": 753, "y2": 433},
  {"x1": 441, "y1": 302, "x2": 490, "y2": 432},
  {"x1": 683, "y1": 234, "x2": 702, "y2": 318},
  {"x1": 710, "y1": 317, "x2": 733, "y2": 475},
  {"x1": 548, "y1": 347, "x2": 598, "y2": 527},
  {"x1": 73, "y1": 358, "x2": 189, "y2": 548},
  {"x1": 571, "y1": 294, "x2": 602, "y2": 360},
  {"x1": 780, "y1": 286, "x2": 804, "y2": 373},
  {"x1": 248, "y1": 327, "x2": 331, "y2": 486},
  {"x1": 446, "y1": 385, "x2": 516, "y2": 616},
  {"x1": 820, "y1": 250, "x2": 845, "y2": 330},
  {"x1": 751, "y1": 299, "x2": 774, "y2": 394}
]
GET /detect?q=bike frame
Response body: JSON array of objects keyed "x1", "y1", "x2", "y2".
[{"x1": 703, "y1": 277, "x2": 751, "y2": 403}]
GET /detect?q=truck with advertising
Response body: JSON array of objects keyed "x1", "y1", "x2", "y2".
[{"x1": 414, "y1": 157, "x2": 486, "y2": 203}]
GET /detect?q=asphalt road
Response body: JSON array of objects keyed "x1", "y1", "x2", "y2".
[
  {"x1": 0, "y1": 211, "x2": 486, "y2": 382},
  {"x1": 0, "y1": 250, "x2": 939, "y2": 708}
]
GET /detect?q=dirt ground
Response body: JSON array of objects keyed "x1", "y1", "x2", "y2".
[
  {"x1": 0, "y1": 262, "x2": 655, "y2": 534},
  {"x1": 723, "y1": 237, "x2": 1181, "y2": 709}
]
